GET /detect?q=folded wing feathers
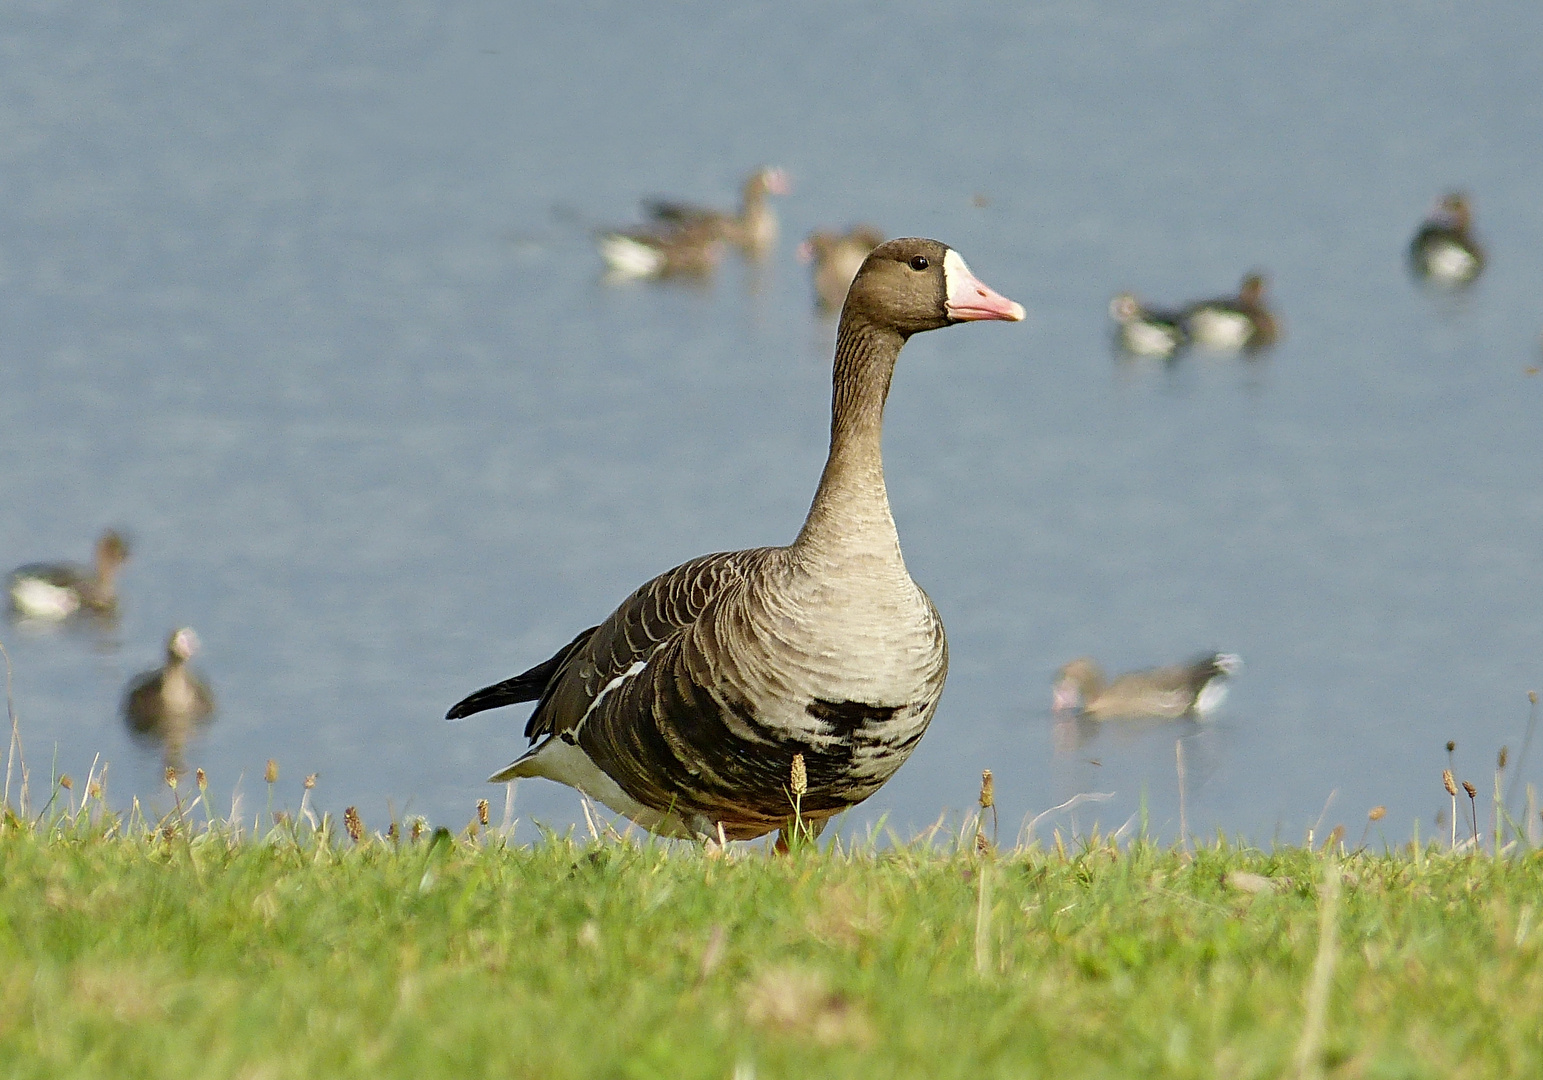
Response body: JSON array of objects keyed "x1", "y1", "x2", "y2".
[{"x1": 524, "y1": 549, "x2": 770, "y2": 745}]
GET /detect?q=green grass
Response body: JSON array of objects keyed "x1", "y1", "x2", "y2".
[{"x1": 2, "y1": 796, "x2": 1541, "y2": 1080}]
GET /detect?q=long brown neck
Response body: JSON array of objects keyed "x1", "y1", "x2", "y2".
[
  {"x1": 740, "y1": 178, "x2": 764, "y2": 219},
  {"x1": 792, "y1": 316, "x2": 905, "y2": 559}
]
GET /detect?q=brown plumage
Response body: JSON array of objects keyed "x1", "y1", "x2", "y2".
[
  {"x1": 799, "y1": 226, "x2": 887, "y2": 312},
  {"x1": 449, "y1": 239, "x2": 1023, "y2": 842},
  {"x1": 1410, "y1": 192, "x2": 1484, "y2": 286},
  {"x1": 643, "y1": 165, "x2": 790, "y2": 257},
  {"x1": 7, "y1": 529, "x2": 131, "y2": 621},
  {"x1": 595, "y1": 221, "x2": 724, "y2": 280},
  {"x1": 1180, "y1": 272, "x2": 1277, "y2": 353},
  {"x1": 1052, "y1": 653, "x2": 1242, "y2": 720}
]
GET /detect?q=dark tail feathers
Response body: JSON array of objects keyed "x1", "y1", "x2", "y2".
[{"x1": 445, "y1": 626, "x2": 598, "y2": 721}]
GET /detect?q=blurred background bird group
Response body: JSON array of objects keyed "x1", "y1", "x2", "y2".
[{"x1": 1, "y1": 5, "x2": 1539, "y2": 842}]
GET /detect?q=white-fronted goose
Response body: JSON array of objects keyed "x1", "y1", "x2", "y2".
[
  {"x1": 1180, "y1": 273, "x2": 1277, "y2": 353},
  {"x1": 644, "y1": 166, "x2": 790, "y2": 257},
  {"x1": 1409, "y1": 192, "x2": 1484, "y2": 287},
  {"x1": 123, "y1": 628, "x2": 216, "y2": 773},
  {"x1": 449, "y1": 239, "x2": 1024, "y2": 842},
  {"x1": 1108, "y1": 293, "x2": 1187, "y2": 359},
  {"x1": 799, "y1": 226, "x2": 887, "y2": 313},
  {"x1": 595, "y1": 222, "x2": 724, "y2": 280},
  {"x1": 1052, "y1": 653, "x2": 1242, "y2": 720},
  {"x1": 8, "y1": 530, "x2": 131, "y2": 621}
]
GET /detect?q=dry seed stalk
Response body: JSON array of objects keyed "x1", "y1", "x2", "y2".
[
  {"x1": 344, "y1": 806, "x2": 363, "y2": 843},
  {"x1": 977, "y1": 769, "x2": 998, "y2": 848},
  {"x1": 1443, "y1": 768, "x2": 1458, "y2": 849},
  {"x1": 789, "y1": 753, "x2": 807, "y2": 845}
]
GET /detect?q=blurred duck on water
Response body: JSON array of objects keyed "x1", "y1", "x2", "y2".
[
  {"x1": 7, "y1": 530, "x2": 131, "y2": 623},
  {"x1": 1180, "y1": 272, "x2": 1278, "y2": 353},
  {"x1": 595, "y1": 221, "x2": 724, "y2": 280},
  {"x1": 1409, "y1": 192, "x2": 1484, "y2": 287},
  {"x1": 1053, "y1": 653, "x2": 1242, "y2": 720},
  {"x1": 1108, "y1": 292, "x2": 1188, "y2": 359},
  {"x1": 643, "y1": 165, "x2": 790, "y2": 257},
  {"x1": 799, "y1": 225, "x2": 886, "y2": 313},
  {"x1": 122, "y1": 628, "x2": 216, "y2": 775}
]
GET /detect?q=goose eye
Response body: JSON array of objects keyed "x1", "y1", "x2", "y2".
[{"x1": 908, "y1": 255, "x2": 929, "y2": 271}]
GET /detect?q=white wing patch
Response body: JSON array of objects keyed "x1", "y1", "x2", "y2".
[
  {"x1": 1188, "y1": 309, "x2": 1252, "y2": 351},
  {"x1": 1194, "y1": 680, "x2": 1229, "y2": 717},
  {"x1": 10, "y1": 579, "x2": 80, "y2": 620},
  {"x1": 597, "y1": 235, "x2": 664, "y2": 278},
  {"x1": 1427, "y1": 243, "x2": 1478, "y2": 283}
]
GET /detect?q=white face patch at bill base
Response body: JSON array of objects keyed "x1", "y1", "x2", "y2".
[{"x1": 942, "y1": 249, "x2": 1025, "y2": 322}]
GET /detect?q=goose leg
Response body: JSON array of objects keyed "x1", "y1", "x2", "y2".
[{"x1": 774, "y1": 815, "x2": 831, "y2": 854}]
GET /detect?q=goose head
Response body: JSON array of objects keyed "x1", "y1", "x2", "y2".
[
  {"x1": 1238, "y1": 272, "x2": 1268, "y2": 307},
  {"x1": 747, "y1": 166, "x2": 791, "y2": 202},
  {"x1": 1435, "y1": 192, "x2": 1472, "y2": 230},
  {"x1": 1053, "y1": 657, "x2": 1103, "y2": 712},
  {"x1": 167, "y1": 627, "x2": 200, "y2": 664},
  {"x1": 844, "y1": 238, "x2": 1024, "y2": 336},
  {"x1": 1109, "y1": 292, "x2": 1143, "y2": 324},
  {"x1": 95, "y1": 530, "x2": 131, "y2": 574}
]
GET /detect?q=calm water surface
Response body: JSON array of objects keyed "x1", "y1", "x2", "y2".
[{"x1": 2, "y1": 3, "x2": 1540, "y2": 845}]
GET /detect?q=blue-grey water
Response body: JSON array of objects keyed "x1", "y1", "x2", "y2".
[{"x1": 2, "y1": 3, "x2": 1540, "y2": 847}]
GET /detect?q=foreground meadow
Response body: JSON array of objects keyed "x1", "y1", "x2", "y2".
[{"x1": 2, "y1": 794, "x2": 1540, "y2": 1080}]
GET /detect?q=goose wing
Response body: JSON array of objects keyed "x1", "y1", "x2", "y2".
[
  {"x1": 456, "y1": 548, "x2": 773, "y2": 746},
  {"x1": 528, "y1": 549, "x2": 771, "y2": 743},
  {"x1": 641, "y1": 199, "x2": 720, "y2": 229}
]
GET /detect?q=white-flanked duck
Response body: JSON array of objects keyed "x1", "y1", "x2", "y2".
[
  {"x1": 1108, "y1": 293, "x2": 1187, "y2": 359},
  {"x1": 799, "y1": 226, "x2": 887, "y2": 313},
  {"x1": 595, "y1": 221, "x2": 724, "y2": 280},
  {"x1": 8, "y1": 530, "x2": 131, "y2": 622},
  {"x1": 1409, "y1": 192, "x2": 1484, "y2": 287},
  {"x1": 449, "y1": 239, "x2": 1024, "y2": 842},
  {"x1": 123, "y1": 628, "x2": 216, "y2": 774},
  {"x1": 1180, "y1": 273, "x2": 1277, "y2": 353},
  {"x1": 643, "y1": 166, "x2": 791, "y2": 257},
  {"x1": 1052, "y1": 653, "x2": 1242, "y2": 720}
]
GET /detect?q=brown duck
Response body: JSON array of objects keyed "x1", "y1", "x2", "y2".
[
  {"x1": 7, "y1": 530, "x2": 131, "y2": 621},
  {"x1": 123, "y1": 628, "x2": 216, "y2": 774},
  {"x1": 1052, "y1": 653, "x2": 1242, "y2": 720}
]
